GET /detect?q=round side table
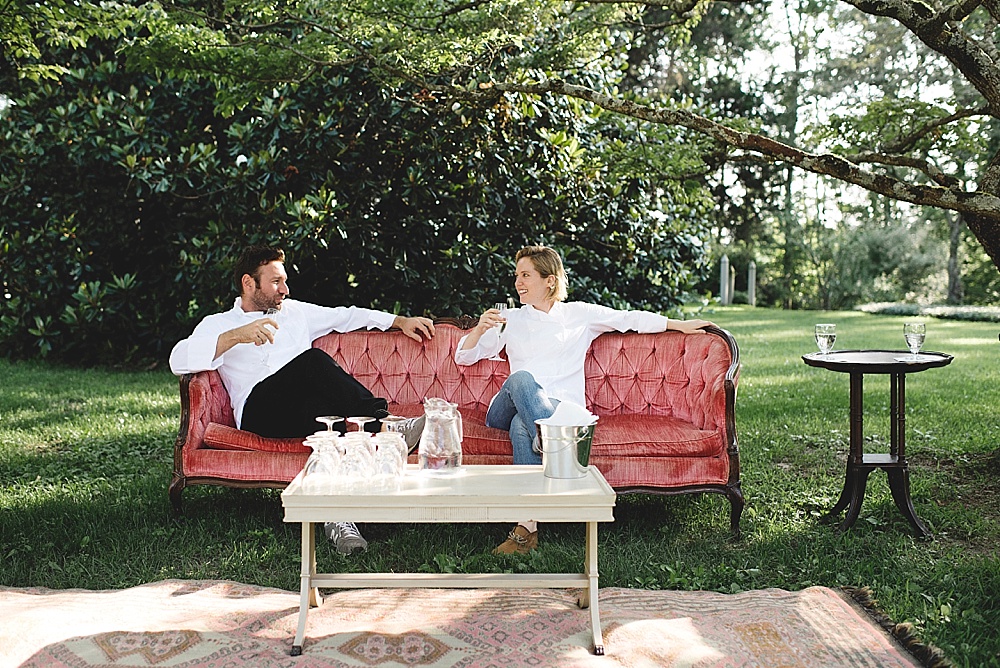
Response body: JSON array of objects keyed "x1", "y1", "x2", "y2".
[{"x1": 802, "y1": 350, "x2": 953, "y2": 538}]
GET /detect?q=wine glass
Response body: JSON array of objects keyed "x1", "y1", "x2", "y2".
[
  {"x1": 263, "y1": 308, "x2": 280, "y2": 335},
  {"x1": 814, "y1": 323, "x2": 836, "y2": 355},
  {"x1": 487, "y1": 301, "x2": 509, "y2": 362},
  {"x1": 903, "y1": 322, "x2": 926, "y2": 361},
  {"x1": 316, "y1": 415, "x2": 344, "y2": 434},
  {"x1": 346, "y1": 416, "x2": 375, "y2": 435},
  {"x1": 257, "y1": 307, "x2": 279, "y2": 363}
]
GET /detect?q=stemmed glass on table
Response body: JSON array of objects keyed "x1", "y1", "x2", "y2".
[
  {"x1": 903, "y1": 322, "x2": 926, "y2": 361},
  {"x1": 346, "y1": 416, "x2": 375, "y2": 435},
  {"x1": 303, "y1": 415, "x2": 344, "y2": 493},
  {"x1": 316, "y1": 415, "x2": 344, "y2": 433},
  {"x1": 814, "y1": 323, "x2": 836, "y2": 355},
  {"x1": 486, "y1": 300, "x2": 511, "y2": 361}
]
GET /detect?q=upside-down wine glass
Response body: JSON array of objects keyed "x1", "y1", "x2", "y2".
[
  {"x1": 903, "y1": 322, "x2": 926, "y2": 361},
  {"x1": 316, "y1": 415, "x2": 344, "y2": 433},
  {"x1": 814, "y1": 323, "x2": 836, "y2": 355},
  {"x1": 346, "y1": 416, "x2": 375, "y2": 435}
]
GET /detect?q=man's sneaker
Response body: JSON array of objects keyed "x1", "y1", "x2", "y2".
[
  {"x1": 324, "y1": 521, "x2": 368, "y2": 555},
  {"x1": 401, "y1": 414, "x2": 426, "y2": 453},
  {"x1": 383, "y1": 414, "x2": 426, "y2": 454}
]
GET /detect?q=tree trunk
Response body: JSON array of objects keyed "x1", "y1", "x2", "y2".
[{"x1": 946, "y1": 211, "x2": 964, "y2": 304}]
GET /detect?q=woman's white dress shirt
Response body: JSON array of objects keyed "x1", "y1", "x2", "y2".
[
  {"x1": 454, "y1": 301, "x2": 668, "y2": 407},
  {"x1": 169, "y1": 298, "x2": 397, "y2": 427}
]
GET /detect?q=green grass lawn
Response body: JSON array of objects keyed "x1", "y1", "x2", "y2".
[{"x1": 1, "y1": 306, "x2": 998, "y2": 666}]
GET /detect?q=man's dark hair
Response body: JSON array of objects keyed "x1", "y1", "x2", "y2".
[{"x1": 234, "y1": 246, "x2": 285, "y2": 292}]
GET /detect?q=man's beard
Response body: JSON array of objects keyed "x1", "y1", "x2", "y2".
[{"x1": 247, "y1": 289, "x2": 282, "y2": 312}]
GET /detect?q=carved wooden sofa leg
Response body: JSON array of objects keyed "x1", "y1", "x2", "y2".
[
  {"x1": 727, "y1": 484, "x2": 745, "y2": 540},
  {"x1": 169, "y1": 472, "x2": 185, "y2": 515}
]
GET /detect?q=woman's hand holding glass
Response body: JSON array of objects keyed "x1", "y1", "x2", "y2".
[{"x1": 481, "y1": 303, "x2": 508, "y2": 362}]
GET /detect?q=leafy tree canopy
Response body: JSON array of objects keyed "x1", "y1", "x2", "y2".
[{"x1": 91, "y1": 0, "x2": 1000, "y2": 271}]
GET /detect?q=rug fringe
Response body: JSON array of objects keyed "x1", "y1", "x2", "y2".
[{"x1": 842, "y1": 586, "x2": 953, "y2": 668}]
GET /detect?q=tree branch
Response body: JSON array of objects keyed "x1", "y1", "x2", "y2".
[
  {"x1": 844, "y1": 152, "x2": 959, "y2": 187},
  {"x1": 843, "y1": 0, "x2": 1000, "y2": 114},
  {"x1": 584, "y1": 0, "x2": 700, "y2": 9},
  {"x1": 486, "y1": 77, "x2": 1000, "y2": 221},
  {"x1": 941, "y1": 0, "x2": 984, "y2": 22},
  {"x1": 879, "y1": 105, "x2": 989, "y2": 154}
]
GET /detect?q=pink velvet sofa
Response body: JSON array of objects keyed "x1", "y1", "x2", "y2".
[{"x1": 171, "y1": 318, "x2": 743, "y2": 534}]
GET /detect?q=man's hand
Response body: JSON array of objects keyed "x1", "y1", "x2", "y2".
[
  {"x1": 394, "y1": 316, "x2": 435, "y2": 341},
  {"x1": 214, "y1": 317, "x2": 278, "y2": 359},
  {"x1": 235, "y1": 317, "x2": 279, "y2": 345},
  {"x1": 670, "y1": 318, "x2": 714, "y2": 334}
]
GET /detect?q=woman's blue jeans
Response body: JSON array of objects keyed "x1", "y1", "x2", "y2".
[{"x1": 486, "y1": 370, "x2": 559, "y2": 465}]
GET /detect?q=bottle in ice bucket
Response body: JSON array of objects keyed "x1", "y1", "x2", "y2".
[{"x1": 418, "y1": 398, "x2": 463, "y2": 473}]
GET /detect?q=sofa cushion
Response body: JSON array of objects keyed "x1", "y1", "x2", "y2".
[
  {"x1": 203, "y1": 423, "x2": 310, "y2": 454},
  {"x1": 590, "y1": 415, "x2": 723, "y2": 458},
  {"x1": 454, "y1": 408, "x2": 513, "y2": 456}
]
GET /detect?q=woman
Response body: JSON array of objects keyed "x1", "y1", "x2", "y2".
[{"x1": 455, "y1": 245, "x2": 713, "y2": 554}]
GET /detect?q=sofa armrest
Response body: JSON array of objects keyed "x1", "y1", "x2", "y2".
[
  {"x1": 707, "y1": 325, "x2": 741, "y2": 455},
  {"x1": 174, "y1": 371, "x2": 236, "y2": 456}
]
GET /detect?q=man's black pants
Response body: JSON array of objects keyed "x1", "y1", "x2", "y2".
[{"x1": 241, "y1": 348, "x2": 388, "y2": 438}]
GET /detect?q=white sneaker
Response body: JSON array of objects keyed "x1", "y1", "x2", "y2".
[{"x1": 324, "y1": 521, "x2": 368, "y2": 555}]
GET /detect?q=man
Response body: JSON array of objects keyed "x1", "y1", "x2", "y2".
[{"x1": 170, "y1": 245, "x2": 433, "y2": 554}]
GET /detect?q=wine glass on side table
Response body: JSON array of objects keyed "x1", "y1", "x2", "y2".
[
  {"x1": 903, "y1": 322, "x2": 926, "y2": 361},
  {"x1": 814, "y1": 323, "x2": 836, "y2": 355}
]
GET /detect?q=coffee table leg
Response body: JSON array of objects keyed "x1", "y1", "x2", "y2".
[
  {"x1": 291, "y1": 521, "x2": 319, "y2": 656},
  {"x1": 583, "y1": 521, "x2": 604, "y2": 655}
]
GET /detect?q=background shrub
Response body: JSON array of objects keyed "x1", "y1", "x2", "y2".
[{"x1": 0, "y1": 41, "x2": 711, "y2": 366}]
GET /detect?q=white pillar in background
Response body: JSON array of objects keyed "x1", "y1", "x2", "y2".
[
  {"x1": 720, "y1": 255, "x2": 730, "y2": 306},
  {"x1": 748, "y1": 261, "x2": 757, "y2": 306}
]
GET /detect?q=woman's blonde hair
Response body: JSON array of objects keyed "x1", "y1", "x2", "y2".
[{"x1": 515, "y1": 245, "x2": 568, "y2": 302}]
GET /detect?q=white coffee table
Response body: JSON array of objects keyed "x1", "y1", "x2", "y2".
[{"x1": 281, "y1": 464, "x2": 616, "y2": 656}]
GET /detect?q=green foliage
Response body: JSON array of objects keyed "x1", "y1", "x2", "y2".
[
  {"x1": 961, "y1": 239, "x2": 1000, "y2": 305},
  {"x1": 0, "y1": 39, "x2": 710, "y2": 365},
  {"x1": 824, "y1": 223, "x2": 940, "y2": 309},
  {"x1": 815, "y1": 97, "x2": 982, "y2": 164},
  {"x1": 125, "y1": 0, "x2": 633, "y2": 109},
  {"x1": 1, "y1": 1, "x2": 134, "y2": 81}
]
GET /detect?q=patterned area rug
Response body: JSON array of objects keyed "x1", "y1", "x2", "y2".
[{"x1": 0, "y1": 580, "x2": 924, "y2": 667}]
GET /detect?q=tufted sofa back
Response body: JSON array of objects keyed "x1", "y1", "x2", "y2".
[
  {"x1": 314, "y1": 324, "x2": 503, "y2": 412},
  {"x1": 187, "y1": 322, "x2": 737, "y2": 434},
  {"x1": 312, "y1": 323, "x2": 738, "y2": 434},
  {"x1": 586, "y1": 330, "x2": 735, "y2": 432}
]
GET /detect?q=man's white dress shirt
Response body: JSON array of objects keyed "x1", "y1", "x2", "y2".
[
  {"x1": 455, "y1": 301, "x2": 668, "y2": 407},
  {"x1": 169, "y1": 298, "x2": 396, "y2": 427}
]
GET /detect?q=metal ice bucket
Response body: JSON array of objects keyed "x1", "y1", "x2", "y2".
[{"x1": 535, "y1": 419, "x2": 597, "y2": 479}]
